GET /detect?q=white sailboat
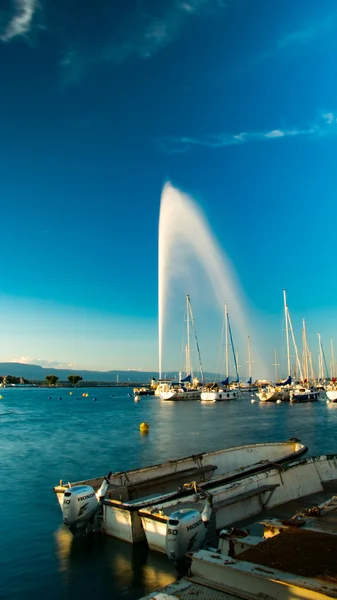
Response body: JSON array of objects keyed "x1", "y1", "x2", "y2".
[
  {"x1": 290, "y1": 319, "x2": 319, "y2": 402},
  {"x1": 200, "y1": 304, "x2": 240, "y2": 402},
  {"x1": 159, "y1": 293, "x2": 203, "y2": 401},
  {"x1": 257, "y1": 290, "x2": 292, "y2": 402}
]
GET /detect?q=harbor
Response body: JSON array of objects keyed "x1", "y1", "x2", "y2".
[{"x1": 1, "y1": 386, "x2": 337, "y2": 599}]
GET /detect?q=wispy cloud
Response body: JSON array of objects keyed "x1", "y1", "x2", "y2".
[
  {"x1": 10, "y1": 357, "x2": 77, "y2": 369},
  {"x1": 0, "y1": 0, "x2": 38, "y2": 42},
  {"x1": 262, "y1": 12, "x2": 337, "y2": 59},
  {"x1": 161, "y1": 112, "x2": 337, "y2": 153},
  {"x1": 61, "y1": 0, "x2": 225, "y2": 82}
]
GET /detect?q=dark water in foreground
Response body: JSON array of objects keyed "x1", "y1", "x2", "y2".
[{"x1": 1, "y1": 387, "x2": 336, "y2": 599}]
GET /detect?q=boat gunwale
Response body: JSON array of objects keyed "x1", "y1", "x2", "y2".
[
  {"x1": 53, "y1": 439, "x2": 306, "y2": 494},
  {"x1": 102, "y1": 444, "x2": 308, "y2": 512}
]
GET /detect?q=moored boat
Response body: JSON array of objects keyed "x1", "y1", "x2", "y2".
[
  {"x1": 139, "y1": 452, "x2": 337, "y2": 559},
  {"x1": 53, "y1": 439, "x2": 307, "y2": 543},
  {"x1": 200, "y1": 382, "x2": 240, "y2": 402},
  {"x1": 290, "y1": 385, "x2": 319, "y2": 402}
]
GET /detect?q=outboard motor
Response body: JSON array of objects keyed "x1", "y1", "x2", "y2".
[
  {"x1": 62, "y1": 475, "x2": 111, "y2": 536},
  {"x1": 166, "y1": 508, "x2": 207, "y2": 561},
  {"x1": 62, "y1": 485, "x2": 98, "y2": 535}
]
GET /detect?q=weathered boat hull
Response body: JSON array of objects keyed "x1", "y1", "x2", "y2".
[
  {"x1": 139, "y1": 454, "x2": 337, "y2": 554},
  {"x1": 54, "y1": 440, "x2": 307, "y2": 543}
]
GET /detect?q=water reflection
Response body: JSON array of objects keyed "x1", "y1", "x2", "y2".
[{"x1": 54, "y1": 525, "x2": 176, "y2": 597}]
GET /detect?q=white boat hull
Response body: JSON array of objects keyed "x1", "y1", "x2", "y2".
[
  {"x1": 200, "y1": 390, "x2": 240, "y2": 402},
  {"x1": 160, "y1": 389, "x2": 201, "y2": 401},
  {"x1": 54, "y1": 440, "x2": 306, "y2": 543},
  {"x1": 140, "y1": 454, "x2": 337, "y2": 554},
  {"x1": 256, "y1": 387, "x2": 290, "y2": 402},
  {"x1": 327, "y1": 390, "x2": 337, "y2": 402}
]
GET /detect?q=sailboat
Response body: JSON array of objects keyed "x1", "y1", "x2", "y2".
[
  {"x1": 326, "y1": 339, "x2": 337, "y2": 401},
  {"x1": 257, "y1": 290, "x2": 293, "y2": 403},
  {"x1": 290, "y1": 320, "x2": 319, "y2": 402},
  {"x1": 239, "y1": 336, "x2": 259, "y2": 393},
  {"x1": 200, "y1": 304, "x2": 241, "y2": 402},
  {"x1": 159, "y1": 293, "x2": 203, "y2": 401}
]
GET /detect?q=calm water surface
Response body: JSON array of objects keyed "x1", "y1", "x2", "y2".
[{"x1": 1, "y1": 387, "x2": 336, "y2": 599}]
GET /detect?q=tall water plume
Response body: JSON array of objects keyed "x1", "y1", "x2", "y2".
[{"x1": 158, "y1": 182, "x2": 264, "y2": 378}]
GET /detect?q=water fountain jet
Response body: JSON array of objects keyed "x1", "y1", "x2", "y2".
[{"x1": 158, "y1": 182, "x2": 264, "y2": 379}]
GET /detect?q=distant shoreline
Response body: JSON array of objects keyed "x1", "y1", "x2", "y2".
[{"x1": 0, "y1": 381, "x2": 148, "y2": 388}]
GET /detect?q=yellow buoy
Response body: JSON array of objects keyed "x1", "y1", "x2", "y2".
[
  {"x1": 139, "y1": 422, "x2": 149, "y2": 433},
  {"x1": 0, "y1": 395, "x2": 2, "y2": 399},
  {"x1": 70, "y1": 392, "x2": 72, "y2": 395},
  {"x1": 82, "y1": 393, "x2": 86, "y2": 397}
]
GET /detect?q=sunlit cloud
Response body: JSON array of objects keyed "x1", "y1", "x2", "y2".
[
  {"x1": 0, "y1": 0, "x2": 38, "y2": 42},
  {"x1": 10, "y1": 357, "x2": 77, "y2": 369},
  {"x1": 160, "y1": 112, "x2": 337, "y2": 153}
]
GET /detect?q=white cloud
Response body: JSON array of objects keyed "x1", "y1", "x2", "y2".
[
  {"x1": 322, "y1": 112, "x2": 336, "y2": 125},
  {"x1": 10, "y1": 357, "x2": 77, "y2": 369},
  {"x1": 0, "y1": 0, "x2": 38, "y2": 42},
  {"x1": 261, "y1": 13, "x2": 336, "y2": 60},
  {"x1": 160, "y1": 113, "x2": 336, "y2": 153},
  {"x1": 264, "y1": 129, "x2": 285, "y2": 138}
]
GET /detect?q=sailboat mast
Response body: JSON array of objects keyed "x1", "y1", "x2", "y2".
[
  {"x1": 286, "y1": 303, "x2": 304, "y2": 381},
  {"x1": 188, "y1": 295, "x2": 204, "y2": 383},
  {"x1": 283, "y1": 289, "x2": 291, "y2": 377},
  {"x1": 273, "y1": 348, "x2": 279, "y2": 382},
  {"x1": 186, "y1": 293, "x2": 191, "y2": 378},
  {"x1": 331, "y1": 339, "x2": 335, "y2": 379},
  {"x1": 302, "y1": 319, "x2": 309, "y2": 381},
  {"x1": 318, "y1": 333, "x2": 323, "y2": 380},
  {"x1": 247, "y1": 336, "x2": 253, "y2": 380},
  {"x1": 225, "y1": 303, "x2": 229, "y2": 379}
]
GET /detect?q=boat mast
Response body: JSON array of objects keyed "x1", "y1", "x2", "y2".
[
  {"x1": 302, "y1": 319, "x2": 309, "y2": 381},
  {"x1": 227, "y1": 310, "x2": 239, "y2": 382},
  {"x1": 185, "y1": 293, "x2": 191, "y2": 378},
  {"x1": 286, "y1": 301, "x2": 304, "y2": 381},
  {"x1": 283, "y1": 289, "x2": 291, "y2": 377},
  {"x1": 188, "y1": 294, "x2": 204, "y2": 383},
  {"x1": 247, "y1": 336, "x2": 253, "y2": 381},
  {"x1": 318, "y1": 333, "x2": 323, "y2": 379},
  {"x1": 273, "y1": 348, "x2": 279, "y2": 382},
  {"x1": 308, "y1": 351, "x2": 315, "y2": 381},
  {"x1": 331, "y1": 339, "x2": 335, "y2": 379},
  {"x1": 225, "y1": 303, "x2": 229, "y2": 379}
]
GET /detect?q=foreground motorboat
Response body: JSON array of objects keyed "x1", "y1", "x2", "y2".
[
  {"x1": 142, "y1": 482, "x2": 337, "y2": 600},
  {"x1": 138, "y1": 453, "x2": 337, "y2": 560},
  {"x1": 53, "y1": 440, "x2": 306, "y2": 542}
]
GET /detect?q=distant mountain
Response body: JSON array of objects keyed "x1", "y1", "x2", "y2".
[{"x1": 0, "y1": 362, "x2": 223, "y2": 382}]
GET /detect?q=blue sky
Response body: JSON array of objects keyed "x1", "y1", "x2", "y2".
[{"x1": 1, "y1": 0, "x2": 337, "y2": 377}]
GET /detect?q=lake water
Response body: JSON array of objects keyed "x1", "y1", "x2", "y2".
[{"x1": 1, "y1": 387, "x2": 336, "y2": 599}]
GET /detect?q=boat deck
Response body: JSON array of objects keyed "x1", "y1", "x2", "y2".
[
  {"x1": 138, "y1": 577, "x2": 243, "y2": 600},
  {"x1": 230, "y1": 486, "x2": 337, "y2": 535},
  {"x1": 239, "y1": 526, "x2": 337, "y2": 581}
]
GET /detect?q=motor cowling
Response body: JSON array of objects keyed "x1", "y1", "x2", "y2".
[
  {"x1": 62, "y1": 485, "x2": 99, "y2": 536},
  {"x1": 166, "y1": 508, "x2": 207, "y2": 561}
]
